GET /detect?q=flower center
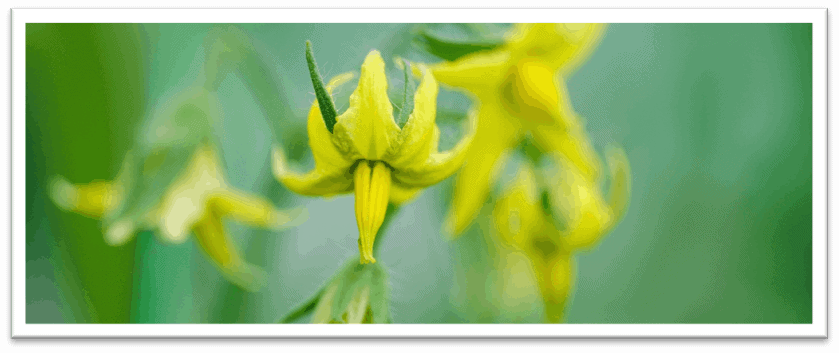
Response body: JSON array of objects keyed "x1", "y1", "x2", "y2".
[{"x1": 353, "y1": 160, "x2": 392, "y2": 264}]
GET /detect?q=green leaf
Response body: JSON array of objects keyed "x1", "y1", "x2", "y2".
[
  {"x1": 413, "y1": 24, "x2": 510, "y2": 62},
  {"x1": 305, "y1": 40, "x2": 338, "y2": 133}
]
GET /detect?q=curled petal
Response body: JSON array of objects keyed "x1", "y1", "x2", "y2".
[
  {"x1": 208, "y1": 188, "x2": 308, "y2": 230},
  {"x1": 530, "y1": 78, "x2": 600, "y2": 180},
  {"x1": 192, "y1": 209, "x2": 266, "y2": 291},
  {"x1": 431, "y1": 49, "x2": 511, "y2": 97},
  {"x1": 386, "y1": 67, "x2": 438, "y2": 170},
  {"x1": 507, "y1": 23, "x2": 606, "y2": 74},
  {"x1": 272, "y1": 146, "x2": 354, "y2": 197},
  {"x1": 332, "y1": 51, "x2": 400, "y2": 160},
  {"x1": 301, "y1": 73, "x2": 357, "y2": 171},
  {"x1": 389, "y1": 104, "x2": 479, "y2": 189},
  {"x1": 274, "y1": 73, "x2": 357, "y2": 197},
  {"x1": 530, "y1": 250, "x2": 574, "y2": 323},
  {"x1": 500, "y1": 59, "x2": 561, "y2": 125},
  {"x1": 104, "y1": 219, "x2": 137, "y2": 246},
  {"x1": 492, "y1": 165, "x2": 544, "y2": 249},
  {"x1": 549, "y1": 156, "x2": 614, "y2": 251},
  {"x1": 441, "y1": 104, "x2": 523, "y2": 236},
  {"x1": 155, "y1": 145, "x2": 224, "y2": 243},
  {"x1": 531, "y1": 125, "x2": 601, "y2": 182},
  {"x1": 389, "y1": 183, "x2": 423, "y2": 205},
  {"x1": 48, "y1": 176, "x2": 122, "y2": 219},
  {"x1": 554, "y1": 23, "x2": 607, "y2": 74}
]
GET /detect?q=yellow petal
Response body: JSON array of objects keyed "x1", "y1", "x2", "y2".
[
  {"x1": 385, "y1": 67, "x2": 438, "y2": 170},
  {"x1": 208, "y1": 189, "x2": 308, "y2": 230},
  {"x1": 389, "y1": 183, "x2": 423, "y2": 205},
  {"x1": 272, "y1": 146, "x2": 354, "y2": 197},
  {"x1": 531, "y1": 125, "x2": 601, "y2": 182},
  {"x1": 554, "y1": 23, "x2": 607, "y2": 74},
  {"x1": 192, "y1": 208, "x2": 266, "y2": 291},
  {"x1": 431, "y1": 49, "x2": 512, "y2": 98},
  {"x1": 549, "y1": 157, "x2": 613, "y2": 251},
  {"x1": 500, "y1": 59, "x2": 560, "y2": 125},
  {"x1": 506, "y1": 23, "x2": 606, "y2": 74},
  {"x1": 333, "y1": 51, "x2": 400, "y2": 160},
  {"x1": 104, "y1": 219, "x2": 138, "y2": 246},
  {"x1": 156, "y1": 145, "x2": 224, "y2": 243},
  {"x1": 492, "y1": 165, "x2": 544, "y2": 249},
  {"x1": 442, "y1": 104, "x2": 523, "y2": 236},
  {"x1": 605, "y1": 145, "x2": 632, "y2": 219},
  {"x1": 531, "y1": 250, "x2": 574, "y2": 323},
  {"x1": 353, "y1": 161, "x2": 391, "y2": 264},
  {"x1": 48, "y1": 176, "x2": 122, "y2": 218},
  {"x1": 274, "y1": 73, "x2": 357, "y2": 196},
  {"x1": 388, "y1": 102, "x2": 479, "y2": 188}
]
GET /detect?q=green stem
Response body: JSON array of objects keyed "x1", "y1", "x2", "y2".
[{"x1": 276, "y1": 204, "x2": 400, "y2": 323}]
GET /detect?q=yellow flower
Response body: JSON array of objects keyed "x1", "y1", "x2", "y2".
[
  {"x1": 273, "y1": 48, "x2": 475, "y2": 264},
  {"x1": 430, "y1": 23, "x2": 607, "y2": 236},
  {"x1": 492, "y1": 149, "x2": 630, "y2": 322},
  {"x1": 49, "y1": 87, "x2": 305, "y2": 291}
]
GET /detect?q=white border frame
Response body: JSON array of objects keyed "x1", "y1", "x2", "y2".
[{"x1": 10, "y1": 8, "x2": 827, "y2": 338}]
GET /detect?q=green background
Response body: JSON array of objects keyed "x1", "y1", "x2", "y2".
[{"x1": 25, "y1": 23, "x2": 812, "y2": 323}]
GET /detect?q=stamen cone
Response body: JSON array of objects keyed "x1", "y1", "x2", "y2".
[{"x1": 353, "y1": 160, "x2": 392, "y2": 264}]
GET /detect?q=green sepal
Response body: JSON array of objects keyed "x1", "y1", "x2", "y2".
[
  {"x1": 328, "y1": 261, "x2": 370, "y2": 322},
  {"x1": 305, "y1": 40, "x2": 339, "y2": 133},
  {"x1": 277, "y1": 257, "x2": 391, "y2": 324},
  {"x1": 367, "y1": 262, "x2": 391, "y2": 323},
  {"x1": 277, "y1": 288, "x2": 323, "y2": 323},
  {"x1": 394, "y1": 59, "x2": 416, "y2": 129},
  {"x1": 413, "y1": 23, "x2": 510, "y2": 62}
]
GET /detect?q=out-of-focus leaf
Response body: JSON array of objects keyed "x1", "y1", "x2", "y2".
[{"x1": 413, "y1": 23, "x2": 511, "y2": 61}]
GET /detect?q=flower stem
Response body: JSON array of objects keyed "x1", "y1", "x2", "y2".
[{"x1": 277, "y1": 204, "x2": 400, "y2": 323}]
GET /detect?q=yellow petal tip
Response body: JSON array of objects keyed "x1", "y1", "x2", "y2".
[
  {"x1": 48, "y1": 176, "x2": 79, "y2": 211},
  {"x1": 271, "y1": 207, "x2": 309, "y2": 230},
  {"x1": 222, "y1": 262, "x2": 267, "y2": 292},
  {"x1": 271, "y1": 144, "x2": 288, "y2": 180},
  {"x1": 104, "y1": 219, "x2": 136, "y2": 246}
]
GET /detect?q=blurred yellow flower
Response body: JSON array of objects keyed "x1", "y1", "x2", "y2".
[
  {"x1": 273, "y1": 48, "x2": 475, "y2": 264},
  {"x1": 492, "y1": 148, "x2": 630, "y2": 322},
  {"x1": 49, "y1": 86, "x2": 305, "y2": 291},
  {"x1": 431, "y1": 23, "x2": 607, "y2": 236}
]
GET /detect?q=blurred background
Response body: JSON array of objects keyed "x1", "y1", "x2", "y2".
[{"x1": 25, "y1": 23, "x2": 812, "y2": 323}]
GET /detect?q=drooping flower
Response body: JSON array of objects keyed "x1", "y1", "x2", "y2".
[
  {"x1": 492, "y1": 148, "x2": 630, "y2": 323},
  {"x1": 50, "y1": 85, "x2": 305, "y2": 291},
  {"x1": 273, "y1": 44, "x2": 475, "y2": 264},
  {"x1": 429, "y1": 23, "x2": 607, "y2": 236}
]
